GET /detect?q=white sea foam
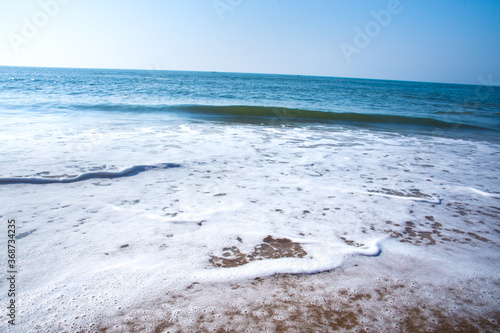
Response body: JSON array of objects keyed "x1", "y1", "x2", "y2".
[
  {"x1": 0, "y1": 110, "x2": 499, "y2": 331},
  {"x1": 468, "y1": 187, "x2": 500, "y2": 198}
]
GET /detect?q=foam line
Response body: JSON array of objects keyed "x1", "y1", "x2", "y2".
[
  {"x1": 468, "y1": 187, "x2": 500, "y2": 198},
  {"x1": 0, "y1": 163, "x2": 181, "y2": 185},
  {"x1": 355, "y1": 237, "x2": 387, "y2": 257},
  {"x1": 345, "y1": 189, "x2": 443, "y2": 204},
  {"x1": 362, "y1": 191, "x2": 442, "y2": 204},
  {"x1": 196, "y1": 237, "x2": 386, "y2": 283}
]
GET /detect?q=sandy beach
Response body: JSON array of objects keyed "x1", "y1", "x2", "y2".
[
  {"x1": 96, "y1": 250, "x2": 500, "y2": 332},
  {"x1": 1, "y1": 68, "x2": 499, "y2": 332},
  {"x1": 93, "y1": 198, "x2": 500, "y2": 332}
]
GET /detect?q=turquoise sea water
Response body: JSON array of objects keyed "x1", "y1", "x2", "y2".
[{"x1": 1, "y1": 66, "x2": 499, "y2": 136}]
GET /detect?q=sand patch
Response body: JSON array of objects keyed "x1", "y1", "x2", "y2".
[
  {"x1": 209, "y1": 236, "x2": 307, "y2": 268},
  {"x1": 382, "y1": 200, "x2": 498, "y2": 247},
  {"x1": 384, "y1": 219, "x2": 494, "y2": 246}
]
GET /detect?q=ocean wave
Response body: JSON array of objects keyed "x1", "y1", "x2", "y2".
[
  {"x1": 66, "y1": 103, "x2": 494, "y2": 131},
  {"x1": 0, "y1": 163, "x2": 180, "y2": 185}
]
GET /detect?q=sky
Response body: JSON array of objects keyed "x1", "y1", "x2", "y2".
[{"x1": 1, "y1": 0, "x2": 499, "y2": 85}]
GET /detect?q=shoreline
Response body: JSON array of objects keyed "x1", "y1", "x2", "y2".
[
  {"x1": 1, "y1": 96, "x2": 499, "y2": 331},
  {"x1": 96, "y1": 253, "x2": 500, "y2": 332}
]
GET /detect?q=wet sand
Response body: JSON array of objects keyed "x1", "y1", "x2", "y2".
[
  {"x1": 91, "y1": 199, "x2": 500, "y2": 332},
  {"x1": 95, "y1": 224, "x2": 500, "y2": 332},
  {"x1": 95, "y1": 254, "x2": 499, "y2": 332}
]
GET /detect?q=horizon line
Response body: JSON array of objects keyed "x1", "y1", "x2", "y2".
[{"x1": 0, "y1": 64, "x2": 497, "y2": 88}]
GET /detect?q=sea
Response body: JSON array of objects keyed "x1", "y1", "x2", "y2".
[{"x1": 1, "y1": 66, "x2": 499, "y2": 331}]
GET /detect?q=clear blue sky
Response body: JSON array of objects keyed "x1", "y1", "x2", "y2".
[{"x1": 1, "y1": 0, "x2": 499, "y2": 85}]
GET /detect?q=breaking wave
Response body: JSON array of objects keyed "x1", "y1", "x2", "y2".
[{"x1": 66, "y1": 103, "x2": 494, "y2": 131}]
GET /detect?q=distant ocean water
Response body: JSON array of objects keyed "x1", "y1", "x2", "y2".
[
  {"x1": 1, "y1": 66, "x2": 499, "y2": 134},
  {"x1": 1, "y1": 66, "x2": 499, "y2": 331}
]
